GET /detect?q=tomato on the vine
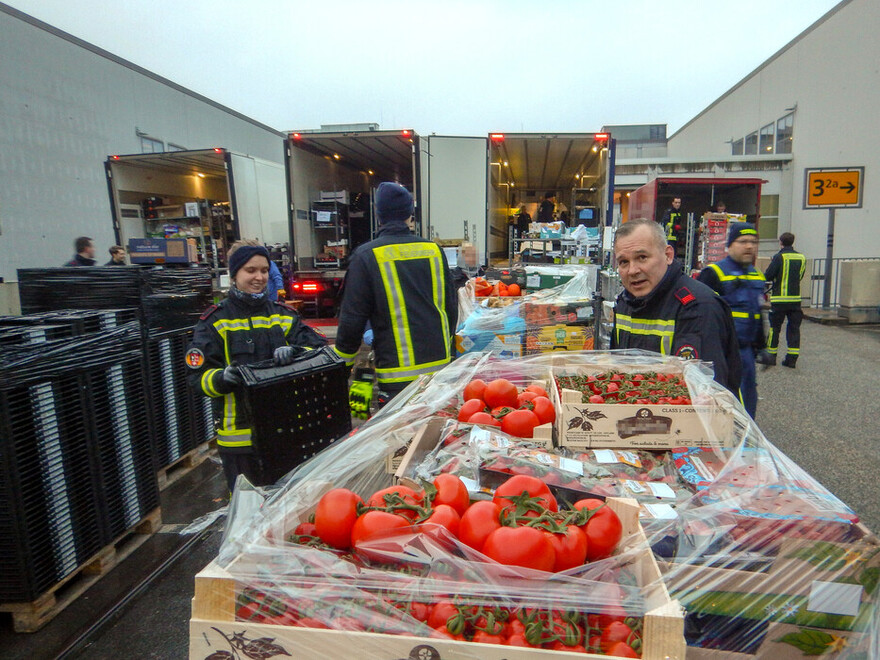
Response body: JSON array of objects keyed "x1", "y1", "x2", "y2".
[
  {"x1": 459, "y1": 500, "x2": 502, "y2": 551},
  {"x1": 481, "y1": 526, "x2": 555, "y2": 571},
  {"x1": 314, "y1": 488, "x2": 363, "y2": 549},
  {"x1": 493, "y1": 474, "x2": 558, "y2": 513},
  {"x1": 463, "y1": 378, "x2": 487, "y2": 403},
  {"x1": 458, "y1": 398, "x2": 487, "y2": 421},
  {"x1": 430, "y1": 473, "x2": 470, "y2": 515},
  {"x1": 573, "y1": 498, "x2": 623, "y2": 561},
  {"x1": 524, "y1": 384, "x2": 548, "y2": 398},
  {"x1": 367, "y1": 485, "x2": 424, "y2": 520},
  {"x1": 600, "y1": 620, "x2": 638, "y2": 652},
  {"x1": 531, "y1": 396, "x2": 556, "y2": 425},
  {"x1": 589, "y1": 394, "x2": 605, "y2": 404},
  {"x1": 500, "y1": 408, "x2": 541, "y2": 438},
  {"x1": 350, "y1": 510, "x2": 410, "y2": 547},
  {"x1": 483, "y1": 378, "x2": 519, "y2": 408},
  {"x1": 468, "y1": 411, "x2": 502, "y2": 427},
  {"x1": 420, "y1": 503, "x2": 461, "y2": 539},
  {"x1": 516, "y1": 390, "x2": 538, "y2": 407},
  {"x1": 544, "y1": 525, "x2": 588, "y2": 571}
]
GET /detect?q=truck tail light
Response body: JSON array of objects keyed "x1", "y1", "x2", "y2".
[{"x1": 490, "y1": 133, "x2": 505, "y2": 142}]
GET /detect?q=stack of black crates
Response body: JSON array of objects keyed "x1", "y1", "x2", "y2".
[
  {"x1": 0, "y1": 312, "x2": 158, "y2": 602},
  {"x1": 0, "y1": 266, "x2": 214, "y2": 603}
]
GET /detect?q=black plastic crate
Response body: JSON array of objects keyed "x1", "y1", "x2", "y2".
[
  {"x1": 0, "y1": 374, "x2": 108, "y2": 602},
  {"x1": 83, "y1": 358, "x2": 160, "y2": 539},
  {"x1": 237, "y1": 347, "x2": 351, "y2": 486}
]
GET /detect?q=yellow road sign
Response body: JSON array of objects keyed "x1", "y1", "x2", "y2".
[{"x1": 804, "y1": 167, "x2": 864, "y2": 208}]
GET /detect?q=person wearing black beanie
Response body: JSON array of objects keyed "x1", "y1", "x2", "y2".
[
  {"x1": 698, "y1": 222, "x2": 772, "y2": 419},
  {"x1": 334, "y1": 182, "x2": 458, "y2": 409},
  {"x1": 185, "y1": 239, "x2": 328, "y2": 491}
]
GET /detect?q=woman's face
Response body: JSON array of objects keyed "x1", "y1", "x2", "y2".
[{"x1": 233, "y1": 255, "x2": 269, "y2": 294}]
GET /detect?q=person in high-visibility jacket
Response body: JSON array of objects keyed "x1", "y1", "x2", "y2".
[
  {"x1": 698, "y1": 222, "x2": 773, "y2": 419},
  {"x1": 611, "y1": 218, "x2": 741, "y2": 395},
  {"x1": 763, "y1": 232, "x2": 806, "y2": 368},
  {"x1": 334, "y1": 182, "x2": 457, "y2": 406},
  {"x1": 186, "y1": 240, "x2": 327, "y2": 491},
  {"x1": 660, "y1": 197, "x2": 685, "y2": 251}
]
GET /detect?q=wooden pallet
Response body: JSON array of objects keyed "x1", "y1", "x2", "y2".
[
  {"x1": 0, "y1": 507, "x2": 162, "y2": 633},
  {"x1": 157, "y1": 439, "x2": 216, "y2": 490}
]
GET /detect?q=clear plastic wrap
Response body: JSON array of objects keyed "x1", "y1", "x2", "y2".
[
  {"x1": 190, "y1": 350, "x2": 878, "y2": 659},
  {"x1": 456, "y1": 269, "x2": 597, "y2": 360}
]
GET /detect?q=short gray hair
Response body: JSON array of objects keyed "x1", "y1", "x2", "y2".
[{"x1": 614, "y1": 218, "x2": 667, "y2": 252}]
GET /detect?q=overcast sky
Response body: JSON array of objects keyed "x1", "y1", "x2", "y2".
[{"x1": 6, "y1": 0, "x2": 841, "y2": 136}]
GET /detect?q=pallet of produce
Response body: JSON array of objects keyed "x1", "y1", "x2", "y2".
[
  {"x1": 552, "y1": 363, "x2": 735, "y2": 450},
  {"x1": 190, "y1": 463, "x2": 685, "y2": 658},
  {"x1": 660, "y1": 536, "x2": 879, "y2": 658}
]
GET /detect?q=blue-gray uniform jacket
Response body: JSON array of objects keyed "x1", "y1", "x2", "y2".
[
  {"x1": 612, "y1": 262, "x2": 742, "y2": 394},
  {"x1": 333, "y1": 221, "x2": 457, "y2": 388},
  {"x1": 698, "y1": 256, "x2": 766, "y2": 348}
]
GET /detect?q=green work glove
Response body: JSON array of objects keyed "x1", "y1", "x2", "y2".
[{"x1": 349, "y1": 379, "x2": 374, "y2": 419}]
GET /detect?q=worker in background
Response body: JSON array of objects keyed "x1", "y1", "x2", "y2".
[
  {"x1": 697, "y1": 223, "x2": 774, "y2": 418},
  {"x1": 763, "y1": 232, "x2": 806, "y2": 368},
  {"x1": 105, "y1": 245, "x2": 126, "y2": 265},
  {"x1": 611, "y1": 218, "x2": 741, "y2": 395},
  {"x1": 267, "y1": 259, "x2": 284, "y2": 301},
  {"x1": 537, "y1": 192, "x2": 556, "y2": 222},
  {"x1": 714, "y1": 200, "x2": 727, "y2": 215},
  {"x1": 660, "y1": 197, "x2": 685, "y2": 253},
  {"x1": 450, "y1": 242, "x2": 484, "y2": 290},
  {"x1": 186, "y1": 239, "x2": 327, "y2": 491},
  {"x1": 515, "y1": 205, "x2": 531, "y2": 235},
  {"x1": 334, "y1": 182, "x2": 457, "y2": 407},
  {"x1": 63, "y1": 236, "x2": 97, "y2": 266}
]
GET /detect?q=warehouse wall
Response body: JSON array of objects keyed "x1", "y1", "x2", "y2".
[
  {"x1": 667, "y1": 0, "x2": 880, "y2": 261},
  {"x1": 0, "y1": 5, "x2": 285, "y2": 281}
]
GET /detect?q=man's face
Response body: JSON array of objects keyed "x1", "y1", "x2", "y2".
[
  {"x1": 716, "y1": 204, "x2": 726, "y2": 213},
  {"x1": 614, "y1": 225, "x2": 674, "y2": 297},
  {"x1": 727, "y1": 235, "x2": 759, "y2": 265},
  {"x1": 84, "y1": 242, "x2": 96, "y2": 258},
  {"x1": 672, "y1": 198, "x2": 681, "y2": 210},
  {"x1": 111, "y1": 250, "x2": 125, "y2": 263}
]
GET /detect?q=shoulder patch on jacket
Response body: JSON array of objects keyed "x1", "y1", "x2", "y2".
[
  {"x1": 675, "y1": 287, "x2": 697, "y2": 306},
  {"x1": 199, "y1": 304, "x2": 219, "y2": 320}
]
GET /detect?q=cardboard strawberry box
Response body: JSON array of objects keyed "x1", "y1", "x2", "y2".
[{"x1": 551, "y1": 364, "x2": 735, "y2": 450}]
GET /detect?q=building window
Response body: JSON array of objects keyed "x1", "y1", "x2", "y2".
[
  {"x1": 759, "y1": 194, "x2": 779, "y2": 240},
  {"x1": 760, "y1": 124, "x2": 774, "y2": 154},
  {"x1": 744, "y1": 131, "x2": 758, "y2": 155},
  {"x1": 167, "y1": 143, "x2": 186, "y2": 152},
  {"x1": 776, "y1": 113, "x2": 793, "y2": 154},
  {"x1": 731, "y1": 138, "x2": 744, "y2": 155},
  {"x1": 140, "y1": 136, "x2": 164, "y2": 153}
]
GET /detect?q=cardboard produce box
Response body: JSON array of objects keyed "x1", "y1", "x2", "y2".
[
  {"x1": 191, "y1": 495, "x2": 686, "y2": 660},
  {"x1": 524, "y1": 323, "x2": 594, "y2": 355},
  {"x1": 551, "y1": 364, "x2": 734, "y2": 450}
]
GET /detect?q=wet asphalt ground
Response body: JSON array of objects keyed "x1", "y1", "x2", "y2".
[
  {"x1": 754, "y1": 319, "x2": 880, "y2": 534},
  {"x1": 1, "y1": 318, "x2": 878, "y2": 658}
]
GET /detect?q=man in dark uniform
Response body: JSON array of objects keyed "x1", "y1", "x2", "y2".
[
  {"x1": 537, "y1": 192, "x2": 556, "y2": 222},
  {"x1": 698, "y1": 222, "x2": 772, "y2": 418},
  {"x1": 63, "y1": 236, "x2": 97, "y2": 266},
  {"x1": 334, "y1": 182, "x2": 457, "y2": 406},
  {"x1": 611, "y1": 218, "x2": 741, "y2": 394},
  {"x1": 763, "y1": 232, "x2": 806, "y2": 368},
  {"x1": 660, "y1": 197, "x2": 685, "y2": 253}
]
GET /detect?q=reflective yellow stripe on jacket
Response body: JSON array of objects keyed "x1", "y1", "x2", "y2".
[
  {"x1": 770, "y1": 253, "x2": 806, "y2": 303},
  {"x1": 372, "y1": 243, "x2": 452, "y2": 383},
  {"x1": 615, "y1": 314, "x2": 676, "y2": 355},
  {"x1": 707, "y1": 263, "x2": 766, "y2": 283}
]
